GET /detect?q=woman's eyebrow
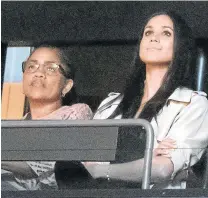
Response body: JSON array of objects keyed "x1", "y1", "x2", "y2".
[
  {"x1": 144, "y1": 25, "x2": 152, "y2": 30},
  {"x1": 27, "y1": 60, "x2": 58, "y2": 64},
  {"x1": 27, "y1": 59, "x2": 38, "y2": 62},
  {"x1": 44, "y1": 61, "x2": 57, "y2": 63},
  {"x1": 144, "y1": 25, "x2": 173, "y2": 31},
  {"x1": 162, "y1": 26, "x2": 173, "y2": 31}
]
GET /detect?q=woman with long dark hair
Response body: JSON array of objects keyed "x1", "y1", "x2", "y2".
[{"x1": 84, "y1": 11, "x2": 208, "y2": 189}]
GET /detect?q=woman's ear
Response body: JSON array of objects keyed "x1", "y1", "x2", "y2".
[{"x1": 62, "y1": 79, "x2": 74, "y2": 97}]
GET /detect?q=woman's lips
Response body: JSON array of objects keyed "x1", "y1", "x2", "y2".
[
  {"x1": 147, "y1": 47, "x2": 162, "y2": 50},
  {"x1": 30, "y1": 80, "x2": 45, "y2": 87}
]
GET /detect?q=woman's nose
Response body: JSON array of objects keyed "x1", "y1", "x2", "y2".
[
  {"x1": 150, "y1": 34, "x2": 160, "y2": 43},
  {"x1": 34, "y1": 66, "x2": 46, "y2": 77}
]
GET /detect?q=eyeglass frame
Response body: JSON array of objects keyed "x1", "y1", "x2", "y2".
[{"x1": 22, "y1": 61, "x2": 69, "y2": 78}]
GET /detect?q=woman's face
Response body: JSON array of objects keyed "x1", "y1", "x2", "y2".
[
  {"x1": 139, "y1": 14, "x2": 174, "y2": 66},
  {"x1": 23, "y1": 47, "x2": 72, "y2": 102}
]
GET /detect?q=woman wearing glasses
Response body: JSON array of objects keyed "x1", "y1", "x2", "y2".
[{"x1": 1, "y1": 44, "x2": 93, "y2": 190}]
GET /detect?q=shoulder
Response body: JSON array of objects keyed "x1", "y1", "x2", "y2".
[
  {"x1": 168, "y1": 87, "x2": 207, "y2": 106},
  {"x1": 93, "y1": 92, "x2": 123, "y2": 119},
  {"x1": 98, "y1": 92, "x2": 122, "y2": 108},
  {"x1": 70, "y1": 103, "x2": 92, "y2": 111},
  {"x1": 188, "y1": 91, "x2": 208, "y2": 115},
  {"x1": 60, "y1": 104, "x2": 93, "y2": 120},
  {"x1": 98, "y1": 92, "x2": 123, "y2": 109},
  {"x1": 184, "y1": 88, "x2": 207, "y2": 109},
  {"x1": 154, "y1": 88, "x2": 208, "y2": 142},
  {"x1": 167, "y1": 87, "x2": 208, "y2": 118}
]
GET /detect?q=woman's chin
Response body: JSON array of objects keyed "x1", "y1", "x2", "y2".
[{"x1": 27, "y1": 94, "x2": 48, "y2": 102}]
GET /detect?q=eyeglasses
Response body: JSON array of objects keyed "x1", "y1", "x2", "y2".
[{"x1": 22, "y1": 61, "x2": 68, "y2": 77}]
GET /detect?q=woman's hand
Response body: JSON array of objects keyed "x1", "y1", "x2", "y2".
[{"x1": 153, "y1": 138, "x2": 177, "y2": 158}]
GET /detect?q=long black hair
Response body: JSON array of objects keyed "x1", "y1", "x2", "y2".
[{"x1": 118, "y1": 11, "x2": 196, "y2": 121}]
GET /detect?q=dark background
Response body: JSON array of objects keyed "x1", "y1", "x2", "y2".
[
  {"x1": 2, "y1": 1, "x2": 208, "y2": 43},
  {"x1": 1, "y1": 1, "x2": 208, "y2": 109}
]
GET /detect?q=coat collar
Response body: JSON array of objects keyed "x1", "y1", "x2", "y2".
[{"x1": 168, "y1": 87, "x2": 207, "y2": 103}]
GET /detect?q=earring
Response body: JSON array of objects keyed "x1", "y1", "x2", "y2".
[{"x1": 62, "y1": 93, "x2": 65, "y2": 97}]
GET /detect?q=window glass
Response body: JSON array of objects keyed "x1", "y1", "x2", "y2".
[{"x1": 2, "y1": 47, "x2": 31, "y2": 119}]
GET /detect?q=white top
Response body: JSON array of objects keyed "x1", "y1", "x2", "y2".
[{"x1": 93, "y1": 87, "x2": 208, "y2": 189}]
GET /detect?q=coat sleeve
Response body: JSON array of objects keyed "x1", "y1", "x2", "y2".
[{"x1": 166, "y1": 94, "x2": 208, "y2": 178}]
